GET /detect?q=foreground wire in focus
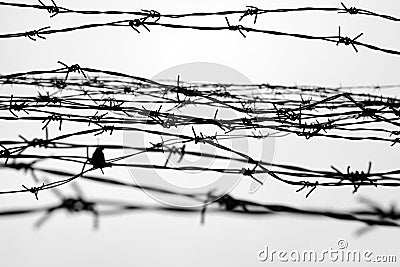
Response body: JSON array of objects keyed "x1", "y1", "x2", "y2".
[{"x1": 0, "y1": 2, "x2": 400, "y2": 56}]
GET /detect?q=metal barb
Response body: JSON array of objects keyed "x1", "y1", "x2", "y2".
[
  {"x1": 225, "y1": 17, "x2": 247, "y2": 38},
  {"x1": 38, "y1": 0, "x2": 59, "y2": 17}
]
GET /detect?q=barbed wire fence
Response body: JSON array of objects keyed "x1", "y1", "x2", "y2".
[
  {"x1": 0, "y1": 1, "x2": 400, "y2": 55},
  {"x1": 0, "y1": 1, "x2": 400, "y2": 235}
]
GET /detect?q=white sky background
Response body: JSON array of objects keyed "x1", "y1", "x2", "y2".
[{"x1": 0, "y1": 0, "x2": 400, "y2": 266}]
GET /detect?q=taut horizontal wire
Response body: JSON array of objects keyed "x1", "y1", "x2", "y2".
[
  {"x1": 0, "y1": 1, "x2": 398, "y2": 22},
  {"x1": 0, "y1": 18, "x2": 399, "y2": 55}
]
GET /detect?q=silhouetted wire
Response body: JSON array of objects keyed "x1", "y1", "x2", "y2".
[
  {"x1": 1, "y1": 64, "x2": 400, "y2": 232},
  {"x1": 0, "y1": 15, "x2": 399, "y2": 55},
  {"x1": 0, "y1": 1, "x2": 399, "y2": 22},
  {"x1": 2, "y1": 66, "x2": 400, "y2": 144},
  {"x1": 0, "y1": 189, "x2": 398, "y2": 232}
]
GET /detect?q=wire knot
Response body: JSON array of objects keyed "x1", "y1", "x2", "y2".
[
  {"x1": 239, "y1": 6, "x2": 260, "y2": 24},
  {"x1": 296, "y1": 181, "x2": 318, "y2": 198},
  {"x1": 331, "y1": 162, "x2": 376, "y2": 193},
  {"x1": 225, "y1": 17, "x2": 247, "y2": 38},
  {"x1": 24, "y1": 26, "x2": 50, "y2": 41},
  {"x1": 241, "y1": 163, "x2": 263, "y2": 185},
  {"x1": 42, "y1": 114, "x2": 64, "y2": 130},
  {"x1": 96, "y1": 125, "x2": 115, "y2": 136},
  {"x1": 36, "y1": 91, "x2": 61, "y2": 105},
  {"x1": 38, "y1": 0, "x2": 59, "y2": 17},
  {"x1": 58, "y1": 61, "x2": 87, "y2": 81},
  {"x1": 0, "y1": 144, "x2": 10, "y2": 165},
  {"x1": 88, "y1": 111, "x2": 108, "y2": 126},
  {"x1": 9, "y1": 95, "x2": 29, "y2": 118},
  {"x1": 129, "y1": 18, "x2": 150, "y2": 33},
  {"x1": 339, "y1": 2, "x2": 359, "y2": 15},
  {"x1": 336, "y1": 26, "x2": 363, "y2": 52},
  {"x1": 22, "y1": 182, "x2": 45, "y2": 200},
  {"x1": 141, "y1": 9, "x2": 161, "y2": 22}
]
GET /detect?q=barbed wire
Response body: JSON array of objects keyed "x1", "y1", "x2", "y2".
[
  {"x1": 0, "y1": 20, "x2": 398, "y2": 56},
  {"x1": 0, "y1": 183, "x2": 398, "y2": 234},
  {"x1": 2, "y1": 66, "x2": 400, "y2": 144},
  {"x1": 0, "y1": 1, "x2": 399, "y2": 22},
  {"x1": 1, "y1": 64, "x2": 400, "y2": 232},
  {"x1": 1, "y1": 65, "x2": 400, "y2": 193},
  {"x1": 0, "y1": 3, "x2": 400, "y2": 56}
]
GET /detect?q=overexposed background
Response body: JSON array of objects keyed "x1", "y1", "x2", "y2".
[{"x1": 0, "y1": 0, "x2": 400, "y2": 266}]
